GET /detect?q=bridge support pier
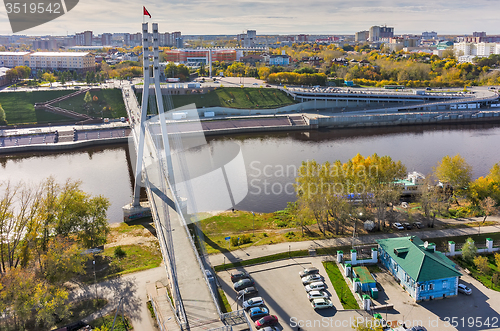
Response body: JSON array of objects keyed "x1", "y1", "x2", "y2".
[{"x1": 122, "y1": 202, "x2": 151, "y2": 222}]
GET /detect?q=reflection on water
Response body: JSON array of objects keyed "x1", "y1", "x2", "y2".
[
  {"x1": 1, "y1": 123, "x2": 500, "y2": 219},
  {"x1": 0, "y1": 144, "x2": 133, "y2": 223}
]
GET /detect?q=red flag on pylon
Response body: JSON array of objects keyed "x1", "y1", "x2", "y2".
[{"x1": 143, "y1": 6, "x2": 151, "y2": 18}]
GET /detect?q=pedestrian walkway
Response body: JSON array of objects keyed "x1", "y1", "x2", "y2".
[{"x1": 208, "y1": 218, "x2": 500, "y2": 266}]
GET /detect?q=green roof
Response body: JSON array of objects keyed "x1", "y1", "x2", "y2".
[
  {"x1": 394, "y1": 179, "x2": 416, "y2": 186},
  {"x1": 377, "y1": 236, "x2": 462, "y2": 282},
  {"x1": 353, "y1": 266, "x2": 376, "y2": 284}
]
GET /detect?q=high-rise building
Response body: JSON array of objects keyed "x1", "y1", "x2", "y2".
[
  {"x1": 369, "y1": 26, "x2": 394, "y2": 42},
  {"x1": 101, "y1": 33, "x2": 112, "y2": 46},
  {"x1": 238, "y1": 30, "x2": 257, "y2": 47},
  {"x1": 75, "y1": 31, "x2": 93, "y2": 46},
  {"x1": 33, "y1": 38, "x2": 58, "y2": 51},
  {"x1": 422, "y1": 31, "x2": 438, "y2": 40},
  {"x1": 355, "y1": 31, "x2": 369, "y2": 42}
]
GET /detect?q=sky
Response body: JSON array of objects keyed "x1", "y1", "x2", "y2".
[{"x1": 1, "y1": 0, "x2": 500, "y2": 36}]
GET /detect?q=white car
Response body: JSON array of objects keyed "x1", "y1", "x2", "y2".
[
  {"x1": 305, "y1": 281, "x2": 326, "y2": 292},
  {"x1": 458, "y1": 284, "x2": 472, "y2": 295},
  {"x1": 307, "y1": 290, "x2": 329, "y2": 301},
  {"x1": 393, "y1": 222, "x2": 405, "y2": 230},
  {"x1": 301, "y1": 274, "x2": 323, "y2": 284},
  {"x1": 311, "y1": 298, "x2": 333, "y2": 309},
  {"x1": 242, "y1": 297, "x2": 264, "y2": 309}
]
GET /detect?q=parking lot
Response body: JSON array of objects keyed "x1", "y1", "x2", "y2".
[
  {"x1": 217, "y1": 257, "x2": 500, "y2": 331},
  {"x1": 366, "y1": 267, "x2": 500, "y2": 331},
  {"x1": 217, "y1": 257, "x2": 371, "y2": 331}
]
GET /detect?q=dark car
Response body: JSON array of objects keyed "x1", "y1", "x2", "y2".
[
  {"x1": 238, "y1": 286, "x2": 258, "y2": 298},
  {"x1": 234, "y1": 278, "x2": 255, "y2": 291},
  {"x1": 299, "y1": 267, "x2": 319, "y2": 278},
  {"x1": 403, "y1": 222, "x2": 412, "y2": 230},
  {"x1": 231, "y1": 271, "x2": 250, "y2": 283},
  {"x1": 255, "y1": 315, "x2": 278, "y2": 329},
  {"x1": 413, "y1": 222, "x2": 423, "y2": 229}
]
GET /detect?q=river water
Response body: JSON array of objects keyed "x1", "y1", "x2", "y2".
[{"x1": 1, "y1": 123, "x2": 500, "y2": 222}]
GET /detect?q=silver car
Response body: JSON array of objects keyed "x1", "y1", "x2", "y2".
[{"x1": 307, "y1": 290, "x2": 329, "y2": 301}]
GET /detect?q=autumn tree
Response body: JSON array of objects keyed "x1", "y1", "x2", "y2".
[
  {"x1": 0, "y1": 103, "x2": 6, "y2": 125},
  {"x1": 84, "y1": 91, "x2": 92, "y2": 104},
  {"x1": 473, "y1": 255, "x2": 489, "y2": 274},
  {"x1": 434, "y1": 154, "x2": 472, "y2": 202},
  {"x1": 42, "y1": 72, "x2": 56, "y2": 86}
]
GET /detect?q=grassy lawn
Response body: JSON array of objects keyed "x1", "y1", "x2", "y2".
[
  {"x1": 431, "y1": 232, "x2": 500, "y2": 252},
  {"x1": 0, "y1": 89, "x2": 126, "y2": 125},
  {"x1": 136, "y1": 87, "x2": 296, "y2": 112},
  {"x1": 55, "y1": 299, "x2": 107, "y2": 329},
  {"x1": 57, "y1": 89, "x2": 127, "y2": 118},
  {"x1": 90, "y1": 313, "x2": 132, "y2": 331},
  {"x1": 85, "y1": 243, "x2": 162, "y2": 282},
  {"x1": 213, "y1": 250, "x2": 309, "y2": 272},
  {"x1": 322, "y1": 261, "x2": 360, "y2": 310},
  {"x1": 0, "y1": 90, "x2": 74, "y2": 124},
  {"x1": 218, "y1": 288, "x2": 232, "y2": 313},
  {"x1": 453, "y1": 254, "x2": 500, "y2": 292}
]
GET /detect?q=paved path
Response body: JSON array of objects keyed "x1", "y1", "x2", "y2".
[
  {"x1": 70, "y1": 266, "x2": 168, "y2": 331},
  {"x1": 208, "y1": 218, "x2": 500, "y2": 267}
]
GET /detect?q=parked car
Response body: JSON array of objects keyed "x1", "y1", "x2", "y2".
[
  {"x1": 255, "y1": 315, "x2": 278, "y2": 329},
  {"x1": 311, "y1": 298, "x2": 333, "y2": 309},
  {"x1": 307, "y1": 290, "x2": 329, "y2": 301},
  {"x1": 403, "y1": 222, "x2": 412, "y2": 230},
  {"x1": 231, "y1": 271, "x2": 250, "y2": 283},
  {"x1": 237, "y1": 286, "x2": 258, "y2": 298},
  {"x1": 242, "y1": 297, "x2": 264, "y2": 309},
  {"x1": 259, "y1": 327, "x2": 279, "y2": 331},
  {"x1": 265, "y1": 84, "x2": 271, "y2": 87},
  {"x1": 458, "y1": 284, "x2": 472, "y2": 295},
  {"x1": 205, "y1": 269, "x2": 214, "y2": 280},
  {"x1": 234, "y1": 278, "x2": 255, "y2": 291},
  {"x1": 249, "y1": 306, "x2": 269, "y2": 319},
  {"x1": 413, "y1": 222, "x2": 423, "y2": 229},
  {"x1": 305, "y1": 281, "x2": 326, "y2": 292},
  {"x1": 252, "y1": 83, "x2": 259, "y2": 85},
  {"x1": 392, "y1": 222, "x2": 405, "y2": 230},
  {"x1": 299, "y1": 267, "x2": 319, "y2": 278},
  {"x1": 301, "y1": 274, "x2": 323, "y2": 284}
]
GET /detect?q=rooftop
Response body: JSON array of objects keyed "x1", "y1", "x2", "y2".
[
  {"x1": 0, "y1": 52, "x2": 31, "y2": 56},
  {"x1": 377, "y1": 236, "x2": 462, "y2": 282},
  {"x1": 30, "y1": 52, "x2": 91, "y2": 57}
]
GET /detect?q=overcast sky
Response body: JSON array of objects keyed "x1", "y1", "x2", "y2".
[{"x1": 1, "y1": 0, "x2": 499, "y2": 36}]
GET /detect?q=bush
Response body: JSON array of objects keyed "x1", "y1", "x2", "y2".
[
  {"x1": 285, "y1": 231, "x2": 295, "y2": 239},
  {"x1": 493, "y1": 273, "x2": 500, "y2": 286},
  {"x1": 114, "y1": 246, "x2": 126, "y2": 258},
  {"x1": 231, "y1": 234, "x2": 252, "y2": 246}
]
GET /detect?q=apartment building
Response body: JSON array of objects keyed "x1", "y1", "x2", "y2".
[
  {"x1": 29, "y1": 52, "x2": 95, "y2": 72},
  {"x1": 0, "y1": 52, "x2": 31, "y2": 67}
]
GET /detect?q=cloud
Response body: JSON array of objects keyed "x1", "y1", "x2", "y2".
[{"x1": 0, "y1": 0, "x2": 499, "y2": 35}]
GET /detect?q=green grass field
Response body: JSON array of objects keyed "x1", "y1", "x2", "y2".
[
  {"x1": 0, "y1": 89, "x2": 126, "y2": 125},
  {"x1": 57, "y1": 89, "x2": 127, "y2": 118},
  {"x1": 136, "y1": 87, "x2": 296, "y2": 112},
  {"x1": 322, "y1": 261, "x2": 360, "y2": 309}
]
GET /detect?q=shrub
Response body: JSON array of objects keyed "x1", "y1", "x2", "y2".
[
  {"x1": 493, "y1": 273, "x2": 500, "y2": 286},
  {"x1": 114, "y1": 246, "x2": 126, "y2": 258},
  {"x1": 462, "y1": 238, "x2": 477, "y2": 262},
  {"x1": 285, "y1": 231, "x2": 295, "y2": 239},
  {"x1": 231, "y1": 234, "x2": 252, "y2": 246}
]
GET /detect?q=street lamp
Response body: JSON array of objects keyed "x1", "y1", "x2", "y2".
[
  {"x1": 93, "y1": 260, "x2": 98, "y2": 300},
  {"x1": 251, "y1": 211, "x2": 255, "y2": 237}
]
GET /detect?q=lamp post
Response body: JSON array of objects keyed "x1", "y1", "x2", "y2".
[
  {"x1": 251, "y1": 211, "x2": 255, "y2": 237},
  {"x1": 289, "y1": 245, "x2": 291, "y2": 258},
  {"x1": 93, "y1": 260, "x2": 98, "y2": 300}
]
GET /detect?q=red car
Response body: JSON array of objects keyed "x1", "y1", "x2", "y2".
[{"x1": 255, "y1": 315, "x2": 278, "y2": 329}]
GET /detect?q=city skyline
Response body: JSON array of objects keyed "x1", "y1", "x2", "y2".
[{"x1": 1, "y1": 0, "x2": 500, "y2": 36}]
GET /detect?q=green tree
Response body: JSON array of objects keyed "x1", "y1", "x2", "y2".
[
  {"x1": 42, "y1": 72, "x2": 56, "y2": 86},
  {"x1": 77, "y1": 196, "x2": 110, "y2": 248},
  {"x1": 462, "y1": 237, "x2": 477, "y2": 261},
  {"x1": 0, "y1": 103, "x2": 7, "y2": 125},
  {"x1": 495, "y1": 252, "x2": 500, "y2": 269}
]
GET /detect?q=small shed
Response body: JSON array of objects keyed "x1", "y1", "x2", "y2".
[{"x1": 353, "y1": 266, "x2": 377, "y2": 292}]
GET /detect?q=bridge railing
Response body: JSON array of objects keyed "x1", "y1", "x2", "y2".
[{"x1": 143, "y1": 122, "x2": 224, "y2": 318}]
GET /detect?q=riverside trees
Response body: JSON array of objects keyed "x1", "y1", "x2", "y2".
[
  {"x1": 0, "y1": 178, "x2": 110, "y2": 329},
  {"x1": 295, "y1": 153, "x2": 406, "y2": 235}
]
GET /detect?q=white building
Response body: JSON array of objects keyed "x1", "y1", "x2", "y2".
[
  {"x1": 29, "y1": 52, "x2": 95, "y2": 72},
  {"x1": 0, "y1": 52, "x2": 31, "y2": 67}
]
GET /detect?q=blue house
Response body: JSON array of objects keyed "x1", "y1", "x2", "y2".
[
  {"x1": 377, "y1": 236, "x2": 462, "y2": 302},
  {"x1": 269, "y1": 55, "x2": 290, "y2": 66}
]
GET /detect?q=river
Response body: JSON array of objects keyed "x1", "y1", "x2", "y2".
[{"x1": 1, "y1": 123, "x2": 500, "y2": 221}]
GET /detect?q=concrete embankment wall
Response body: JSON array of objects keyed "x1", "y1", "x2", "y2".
[{"x1": 0, "y1": 137, "x2": 128, "y2": 154}]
